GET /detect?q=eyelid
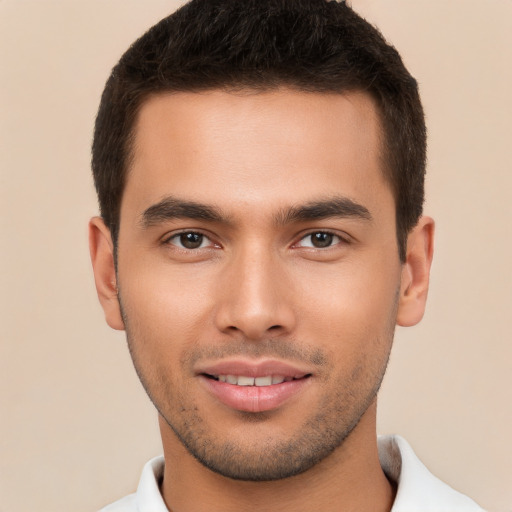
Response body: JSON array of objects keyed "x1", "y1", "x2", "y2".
[
  {"x1": 161, "y1": 229, "x2": 220, "y2": 249},
  {"x1": 293, "y1": 229, "x2": 351, "y2": 249}
]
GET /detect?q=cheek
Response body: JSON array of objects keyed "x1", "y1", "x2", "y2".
[
  {"x1": 295, "y1": 257, "x2": 400, "y2": 329},
  {"x1": 118, "y1": 261, "x2": 215, "y2": 353},
  {"x1": 291, "y1": 257, "x2": 400, "y2": 379},
  {"x1": 117, "y1": 270, "x2": 203, "y2": 403}
]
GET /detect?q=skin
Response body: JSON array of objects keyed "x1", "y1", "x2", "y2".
[{"x1": 90, "y1": 89, "x2": 434, "y2": 512}]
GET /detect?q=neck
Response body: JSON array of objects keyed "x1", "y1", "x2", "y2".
[{"x1": 158, "y1": 403, "x2": 395, "y2": 512}]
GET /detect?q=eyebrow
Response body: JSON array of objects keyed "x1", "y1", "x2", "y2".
[
  {"x1": 140, "y1": 197, "x2": 227, "y2": 228},
  {"x1": 274, "y1": 197, "x2": 373, "y2": 225},
  {"x1": 140, "y1": 195, "x2": 372, "y2": 229}
]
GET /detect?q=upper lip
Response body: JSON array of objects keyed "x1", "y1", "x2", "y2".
[{"x1": 195, "y1": 358, "x2": 312, "y2": 379}]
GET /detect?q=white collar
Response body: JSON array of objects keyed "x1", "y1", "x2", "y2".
[{"x1": 378, "y1": 435, "x2": 484, "y2": 511}]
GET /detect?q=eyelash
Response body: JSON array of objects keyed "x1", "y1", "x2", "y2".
[
  {"x1": 163, "y1": 231, "x2": 217, "y2": 250},
  {"x1": 294, "y1": 231, "x2": 347, "y2": 249}
]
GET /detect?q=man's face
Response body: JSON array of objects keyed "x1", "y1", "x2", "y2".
[{"x1": 113, "y1": 89, "x2": 404, "y2": 480}]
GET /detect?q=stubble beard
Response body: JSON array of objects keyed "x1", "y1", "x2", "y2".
[
  {"x1": 124, "y1": 339, "x2": 394, "y2": 481},
  {"x1": 120, "y1": 296, "x2": 397, "y2": 482},
  {"x1": 160, "y1": 370, "x2": 388, "y2": 481}
]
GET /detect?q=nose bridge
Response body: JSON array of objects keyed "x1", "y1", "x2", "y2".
[{"x1": 215, "y1": 239, "x2": 294, "y2": 339}]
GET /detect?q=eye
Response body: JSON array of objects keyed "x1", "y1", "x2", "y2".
[
  {"x1": 296, "y1": 231, "x2": 342, "y2": 249},
  {"x1": 166, "y1": 231, "x2": 212, "y2": 250}
]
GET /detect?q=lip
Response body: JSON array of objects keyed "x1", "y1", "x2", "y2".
[
  {"x1": 196, "y1": 359, "x2": 313, "y2": 413},
  {"x1": 196, "y1": 358, "x2": 312, "y2": 379}
]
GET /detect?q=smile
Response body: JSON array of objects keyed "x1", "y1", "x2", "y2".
[{"x1": 200, "y1": 370, "x2": 312, "y2": 412}]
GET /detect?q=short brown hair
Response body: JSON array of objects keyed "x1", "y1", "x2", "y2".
[{"x1": 92, "y1": 0, "x2": 426, "y2": 261}]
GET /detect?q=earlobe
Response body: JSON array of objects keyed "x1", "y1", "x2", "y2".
[
  {"x1": 396, "y1": 216, "x2": 435, "y2": 327},
  {"x1": 88, "y1": 217, "x2": 125, "y2": 331}
]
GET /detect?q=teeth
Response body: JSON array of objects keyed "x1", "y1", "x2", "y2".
[
  {"x1": 237, "y1": 376, "x2": 255, "y2": 386},
  {"x1": 215, "y1": 375, "x2": 290, "y2": 386},
  {"x1": 255, "y1": 376, "x2": 272, "y2": 386},
  {"x1": 226, "y1": 375, "x2": 238, "y2": 385}
]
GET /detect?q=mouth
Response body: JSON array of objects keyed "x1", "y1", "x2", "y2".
[{"x1": 197, "y1": 361, "x2": 313, "y2": 412}]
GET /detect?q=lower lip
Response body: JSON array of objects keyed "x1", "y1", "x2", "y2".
[{"x1": 200, "y1": 376, "x2": 311, "y2": 413}]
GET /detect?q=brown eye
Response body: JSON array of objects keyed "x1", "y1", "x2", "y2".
[
  {"x1": 311, "y1": 232, "x2": 334, "y2": 248},
  {"x1": 169, "y1": 232, "x2": 207, "y2": 249},
  {"x1": 297, "y1": 232, "x2": 340, "y2": 248}
]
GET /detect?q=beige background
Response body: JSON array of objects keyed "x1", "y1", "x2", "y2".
[{"x1": 1, "y1": 1, "x2": 511, "y2": 511}]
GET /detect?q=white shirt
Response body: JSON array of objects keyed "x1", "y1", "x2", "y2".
[{"x1": 100, "y1": 435, "x2": 484, "y2": 512}]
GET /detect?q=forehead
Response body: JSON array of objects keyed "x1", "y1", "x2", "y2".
[{"x1": 123, "y1": 88, "x2": 391, "y2": 221}]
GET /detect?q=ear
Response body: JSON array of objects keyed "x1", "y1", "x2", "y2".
[
  {"x1": 396, "y1": 216, "x2": 435, "y2": 327},
  {"x1": 88, "y1": 217, "x2": 125, "y2": 330}
]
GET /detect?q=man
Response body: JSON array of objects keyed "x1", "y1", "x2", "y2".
[{"x1": 89, "y1": 1, "x2": 484, "y2": 510}]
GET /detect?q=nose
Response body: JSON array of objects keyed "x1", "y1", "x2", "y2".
[{"x1": 214, "y1": 244, "x2": 296, "y2": 340}]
